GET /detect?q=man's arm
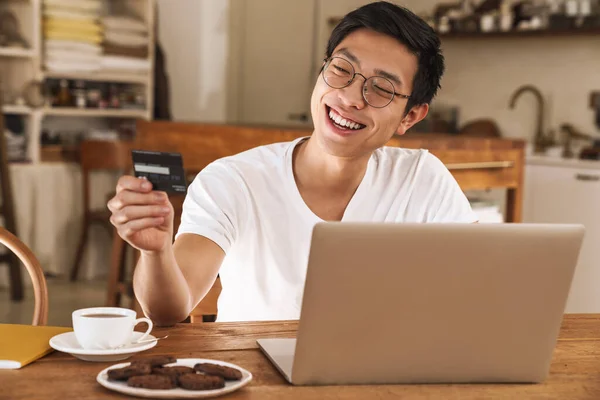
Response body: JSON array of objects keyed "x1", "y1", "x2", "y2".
[{"x1": 133, "y1": 234, "x2": 224, "y2": 327}]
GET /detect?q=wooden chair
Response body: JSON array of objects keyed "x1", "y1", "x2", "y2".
[
  {"x1": 106, "y1": 120, "x2": 310, "y2": 321},
  {"x1": 0, "y1": 102, "x2": 23, "y2": 301},
  {"x1": 70, "y1": 140, "x2": 133, "y2": 281},
  {"x1": 0, "y1": 226, "x2": 48, "y2": 325}
]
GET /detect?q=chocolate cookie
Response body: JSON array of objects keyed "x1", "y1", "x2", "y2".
[
  {"x1": 130, "y1": 356, "x2": 177, "y2": 368},
  {"x1": 194, "y1": 362, "x2": 242, "y2": 380},
  {"x1": 127, "y1": 374, "x2": 177, "y2": 390},
  {"x1": 107, "y1": 364, "x2": 151, "y2": 381},
  {"x1": 152, "y1": 366, "x2": 195, "y2": 385},
  {"x1": 178, "y1": 373, "x2": 225, "y2": 390}
]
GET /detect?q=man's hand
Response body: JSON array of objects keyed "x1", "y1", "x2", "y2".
[{"x1": 108, "y1": 176, "x2": 174, "y2": 253}]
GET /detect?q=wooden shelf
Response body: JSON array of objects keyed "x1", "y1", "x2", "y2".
[
  {"x1": 2, "y1": 0, "x2": 155, "y2": 164},
  {"x1": 43, "y1": 70, "x2": 150, "y2": 84},
  {"x1": 438, "y1": 27, "x2": 600, "y2": 39},
  {"x1": 2, "y1": 105, "x2": 33, "y2": 115},
  {"x1": 43, "y1": 107, "x2": 148, "y2": 119},
  {"x1": 0, "y1": 47, "x2": 35, "y2": 58}
]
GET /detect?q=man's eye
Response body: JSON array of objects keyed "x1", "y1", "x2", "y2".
[
  {"x1": 375, "y1": 84, "x2": 394, "y2": 95},
  {"x1": 334, "y1": 66, "x2": 351, "y2": 75}
]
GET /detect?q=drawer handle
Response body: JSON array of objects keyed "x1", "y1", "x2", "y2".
[
  {"x1": 445, "y1": 161, "x2": 514, "y2": 170},
  {"x1": 576, "y1": 173, "x2": 600, "y2": 182}
]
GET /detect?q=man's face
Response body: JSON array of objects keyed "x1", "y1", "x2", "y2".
[{"x1": 310, "y1": 28, "x2": 427, "y2": 158}]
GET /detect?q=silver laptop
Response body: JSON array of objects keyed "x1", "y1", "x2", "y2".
[{"x1": 257, "y1": 223, "x2": 584, "y2": 386}]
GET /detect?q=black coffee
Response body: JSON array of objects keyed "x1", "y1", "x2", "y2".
[{"x1": 81, "y1": 313, "x2": 126, "y2": 318}]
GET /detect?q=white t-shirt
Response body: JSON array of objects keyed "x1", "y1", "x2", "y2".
[{"x1": 176, "y1": 137, "x2": 478, "y2": 322}]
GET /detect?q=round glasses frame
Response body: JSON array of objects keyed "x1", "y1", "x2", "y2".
[{"x1": 322, "y1": 57, "x2": 411, "y2": 108}]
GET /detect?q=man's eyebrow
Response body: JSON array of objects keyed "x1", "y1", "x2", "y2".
[
  {"x1": 335, "y1": 48, "x2": 403, "y2": 87},
  {"x1": 335, "y1": 48, "x2": 361, "y2": 66},
  {"x1": 373, "y1": 68, "x2": 402, "y2": 87}
]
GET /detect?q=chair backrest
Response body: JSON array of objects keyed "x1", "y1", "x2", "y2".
[
  {"x1": 79, "y1": 140, "x2": 133, "y2": 211},
  {"x1": 80, "y1": 140, "x2": 133, "y2": 171},
  {"x1": 134, "y1": 120, "x2": 310, "y2": 173},
  {"x1": 0, "y1": 227, "x2": 48, "y2": 325}
]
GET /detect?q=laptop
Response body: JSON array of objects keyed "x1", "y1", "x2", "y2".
[{"x1": 257, "y1": 222, "x2": 584, "y2": 386}]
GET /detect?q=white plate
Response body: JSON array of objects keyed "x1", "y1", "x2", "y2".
[
  {"x1": 49, "y1": 331, "x2": 157, "y2": 362},
  {"x1": 96, "y1": 358, "x2": 253, "y2": 399}
]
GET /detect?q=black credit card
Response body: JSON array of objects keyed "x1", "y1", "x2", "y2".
[{"x1": 131, "y1": 150, "x2": 187, "y2": 194}]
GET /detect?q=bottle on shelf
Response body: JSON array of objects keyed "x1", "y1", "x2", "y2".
[
  {"x1": 73, "y1": 80, "x2": 87, "y2": 109},
  {"x1": 56, "y1": 80, "x2": 72, "y2": 107}
]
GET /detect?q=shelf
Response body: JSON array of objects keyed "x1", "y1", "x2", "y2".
[
  {"x1": 438, "y1": 27, "x2": 600, "y2": 39},
  {"x1": 2, "y1": 105, "x2": 33, "y2": 115},
  {"x1": 43, "y1": 70, "x2": 151, "y2": 84},
  {"x1": 43, "y1": 107, "x2": 148, "y2": 119},
  {"x1": 0, "y1": 47, "x2": 35, "y2": 58}
]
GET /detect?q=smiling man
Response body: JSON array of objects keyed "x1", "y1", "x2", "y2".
[{"x1": 108, "y1": 1, "x2": 478, "y2": 325}]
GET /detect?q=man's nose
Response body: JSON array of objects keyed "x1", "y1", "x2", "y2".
[{"x1": 337, "y1": 74, "x2": 366, "y2": 110}]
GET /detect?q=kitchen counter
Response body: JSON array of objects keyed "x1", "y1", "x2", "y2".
[{"x1": 527, "y1": 155, "x2": 600, "y2": 170}]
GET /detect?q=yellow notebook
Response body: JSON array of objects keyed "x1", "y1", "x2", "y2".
[{"x1": 0, "y1": 324, "x2": 72, "y2": 369}]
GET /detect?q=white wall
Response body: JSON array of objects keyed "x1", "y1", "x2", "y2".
[
  {"x1": 156, "y1": 0, "x2": 229, "y2": 122},
  {"x1": 159, "y1": 0, "x2": 600, "y2": 141}
]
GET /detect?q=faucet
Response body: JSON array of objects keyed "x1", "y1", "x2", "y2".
[{"x1": 509, "y1": 85, "x2": 553, "y2": 153}]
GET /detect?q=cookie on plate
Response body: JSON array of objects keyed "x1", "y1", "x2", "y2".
[
  {"x1": 178, "y1": 373, "x2": 225, "y2": 390},
  {"x1": 130, "y1": 355, "x2": 177, "y2": 368},
  {"x1": 127, "y1": 374, "x2": 177, "y2": 390},
  {"x1": 152, "y1": 366, "x2": 195, "y2": 385},
  {"x1": 194, "y1": 362, "x2": 243, "y2": 380},
  {"x1": 107, "y1": 364, "x2": 151, "y2": 381}
]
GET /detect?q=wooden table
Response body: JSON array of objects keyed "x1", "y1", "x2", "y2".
[{"x1": 6, "y1": 315, "x2": 598, "y2": 399}]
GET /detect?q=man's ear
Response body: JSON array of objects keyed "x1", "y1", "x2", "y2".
[{"x1": 396, "y1": 103, "x2": 429, "y2": 136}]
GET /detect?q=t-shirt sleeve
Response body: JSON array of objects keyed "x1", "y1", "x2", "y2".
[
  {"x1": 414, "y1": 152, "x2": 479, "y2": 223},
  {"x1": 175, "y1": 161, "x2": 247, "y2": 253}
]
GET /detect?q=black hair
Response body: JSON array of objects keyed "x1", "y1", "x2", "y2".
[{"x1": 326, "y1": 1, "x2": 444, "y2": 113}]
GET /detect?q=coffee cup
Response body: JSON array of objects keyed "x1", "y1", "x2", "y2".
[{"x1": 72, "y1": 307, "x2": 153, "y2": 350}]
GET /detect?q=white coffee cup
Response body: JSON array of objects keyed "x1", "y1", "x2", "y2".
[{"x1": 72, "y1": 307, "x2": 153, "y2": 350}]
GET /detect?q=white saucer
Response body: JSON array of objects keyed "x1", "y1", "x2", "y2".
[
  {"x1": 97, "y1": 358, "x2": 253, "y2": 399},
  {"x1": 49, "y1": 331, "x2": 158, "y2": 362}
]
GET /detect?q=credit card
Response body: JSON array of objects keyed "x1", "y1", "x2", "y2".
[{"x1": 131, "y1": 150, "x2": 187, "y2": 194}]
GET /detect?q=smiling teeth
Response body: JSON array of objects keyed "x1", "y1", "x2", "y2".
[{"x1": 329, "y1": 109, "x2": 363, "y2": 130}]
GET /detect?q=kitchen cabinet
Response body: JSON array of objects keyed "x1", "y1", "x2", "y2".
[{"x1": 523, "y1": 158, "x2": 600, "y2": 313}]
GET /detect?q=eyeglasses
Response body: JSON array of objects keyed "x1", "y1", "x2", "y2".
[{"x1": 322, "y1": 57, "x2": 411, "y2": 108}]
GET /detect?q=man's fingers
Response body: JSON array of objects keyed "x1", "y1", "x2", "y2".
[
  {"x1": 108, "y1": 191, "x2": 169, "y2": 212},
  {"x1": 116, "y1": 176, "x2": 153, "y2": 194},
  {"x1": 110, "y1": 205, "x2": 171, "y2": 225},
  {"x1": 118, "y1": 217, "x2": 165, "y2": 240}
]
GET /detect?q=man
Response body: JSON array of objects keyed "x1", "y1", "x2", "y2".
[{"x1": 108, "y1": 1, "x2": 478, "y2": 326}]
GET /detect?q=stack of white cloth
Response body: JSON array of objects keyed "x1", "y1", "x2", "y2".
[
  {"x1": 43, "y1": 0, "x2": 104, "y2": 72},
  {"x1": 102, "y1": 15, "x2": 151, "y2": 72}
]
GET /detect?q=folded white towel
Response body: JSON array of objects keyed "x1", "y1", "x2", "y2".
[
  {"x1": 45, "y1": 49, "x2": 102, "y2": 64},
  {"x1": 45, "y1": 39, "x2": 102, "y2": 55},
  {"x1": 104, "y1": 31, "x2": 149, "y2": 47},
  {"x1": 44, "y1": 0, "x2": 103, "y2": 12},
  {"x1": 45, "y1": 59, "x2": 101, "y2": 72},
  {"x1": 102, "y1": 16, "x2": 147, "y2": 33},
  {"x1": 101, "y1": 55, "x2": 150, "y2": 71}
]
